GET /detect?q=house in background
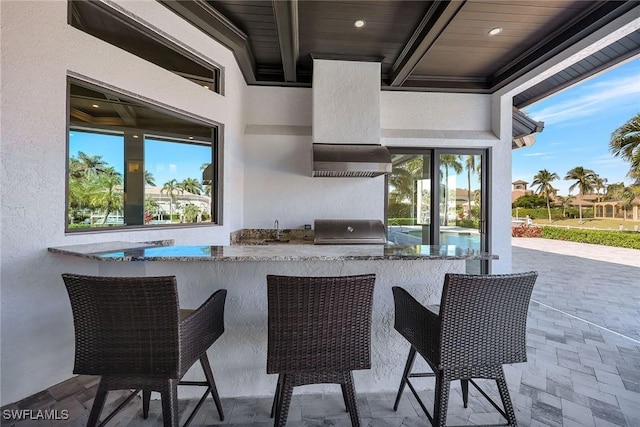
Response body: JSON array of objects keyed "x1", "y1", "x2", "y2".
[
  {"x1": 2, "y1": 0, "x2": 639, "y2": 408},
  {"x1": 511, "y1": 180, "x2": 533, "y2": 203}
]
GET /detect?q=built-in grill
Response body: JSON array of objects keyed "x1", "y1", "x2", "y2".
[{"x1": 313, "y1": 219, "x2": 387, "y2": 245}]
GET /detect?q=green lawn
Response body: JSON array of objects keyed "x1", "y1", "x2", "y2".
[{"x1": 533, "y1": 217, "x2": 640, "y2": 231}]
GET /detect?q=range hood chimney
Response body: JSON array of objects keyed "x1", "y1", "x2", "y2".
[
  {"x1": 312, "y1": 59, "x2": 391, "y2": 177},
  {"x1": 312, "y1": 143, "x2": 392, "y2": 177}
]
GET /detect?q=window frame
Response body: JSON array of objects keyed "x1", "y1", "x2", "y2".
[
  {"x1": 65, "y1": 77, "x2": 223, "y2": 234},
  {"x1": 68, "y1": 0, "x2": 224, "y2": 95}
]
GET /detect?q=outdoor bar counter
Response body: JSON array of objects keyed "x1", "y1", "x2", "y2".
[{"x1": 49, "y1": 241, "x2": 496, "y2": 398}]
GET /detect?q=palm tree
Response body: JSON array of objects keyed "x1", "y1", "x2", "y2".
[
  {"x1": 87, "y1": 167, "x2": 123, "y2": 224},
  {"x1": 161, "y1": 179, "x2": 183, "y2": 221},
  {"x1": 556, "y1": 195, "x2": 574, "y2": 218},
  {"x1": 179, "y1": 177, "x2": 203, "y2": 195},
  {"x1": 389, "y1": 157, "x2": 423, "y2": 205},
  {"x1": 609, "y1": 113, "x2": 640, "y2": 179},
  {"x1": 73, "y1": 151, "x2": 109, "y2": 179},
  {"x1": 593, "y1": 175, "x2": 607, "y2": 202},
  {"x1": 464, "y1": 155, "x2": 479, "y2": 218},
  {"x1": 144, "y1": 170, "x2": 156, "y2": 186},
  {"x1": 440, "y1": 155, "x2": 463, "y2": 225},
  {"x1": 532, "y1": 169, "x2": 559, "y2": 222},
  {"x1": 564, "y1": 166, "x2": 596, "y2": 221}
]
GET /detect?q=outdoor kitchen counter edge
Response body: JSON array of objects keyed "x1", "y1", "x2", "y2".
[{"x1": 48, "y1": 241, "x2": 498, "y2": 262}]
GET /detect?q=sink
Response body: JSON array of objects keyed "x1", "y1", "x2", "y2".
[{"x1": 263, "y1": 239, "x2": 290, "y2": 243}]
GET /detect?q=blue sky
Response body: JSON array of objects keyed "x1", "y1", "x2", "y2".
[
  {"x1": 69, "y1": 132, "x2": 210, "y2": 186},
  {"x1": 514, "y1": 57, "x2": 640, "y2": 196}
]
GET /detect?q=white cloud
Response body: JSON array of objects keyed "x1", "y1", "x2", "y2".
[
  {"x1": 526, "y1": 72, "x2": 640, "y2": 125},
  {"x1": 524, "y1": 152, "x2": 549, "y2": 157},
  {"x1": 169, "y1": 164, "x2": 177, "y2": 173}
]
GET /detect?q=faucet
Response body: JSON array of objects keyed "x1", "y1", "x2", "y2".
[{"x1": 274, "y1": 219, "x2": 281, "y2": 241}]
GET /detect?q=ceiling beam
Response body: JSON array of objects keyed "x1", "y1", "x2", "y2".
[
  {"x1": 105, "y1": 94, "x2": 137, "y2": 127},
  {"x1": 159, "y1": 0, "x2": 258, "y2": 84},
  {"x1": 272, "y1": 0, "x2": 299, "y2": 82},
  {"x1": 389, "y1": 0, "x2": 466, "y2": 87}
]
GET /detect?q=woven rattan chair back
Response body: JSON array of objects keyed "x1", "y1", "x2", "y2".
[
  {"x1": 62, "y1": 273, "x2": 227, "y2": 427},
  {"x1": 266, "y1": 274, "x2": 376, "y2": 427},
  {"x1": 267, "y1": 274, "x2": 376, "y2": 374},
  {"x1": 438, "y1": 272, "x2": 537, "y2": 369},
  {"x1": 392, "y1": 271, "x2": 538, "y2": 426},
  {"x1": 63, "y1": 274, "x2": 181, "y2": 377}
]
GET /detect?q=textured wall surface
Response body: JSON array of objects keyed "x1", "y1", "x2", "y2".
[
  {"x1": 312, "y1": 60, "x2": 381, "y2": 145},
  {"x1": 0, "y1": 0, "x2": 246, "y2": 405},
  {"x1": 1, "y1": 0, "x2": 561, "y2": 406},
  {"x1": 90, "y1": 258, "x2": 465, "y2": 398}
]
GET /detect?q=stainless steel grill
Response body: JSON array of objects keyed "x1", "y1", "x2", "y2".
[{"x1": 313, "y1": 219, "x2": 387, "y2": 245}]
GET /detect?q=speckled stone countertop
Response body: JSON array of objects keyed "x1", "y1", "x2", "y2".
[{"x1": 48, "y1": 241, "x2": 497, "y2": 262}]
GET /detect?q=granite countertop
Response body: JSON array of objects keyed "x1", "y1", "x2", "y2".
[{"x1": 48, "y1": 241, "x2": 497, "y2": 262}]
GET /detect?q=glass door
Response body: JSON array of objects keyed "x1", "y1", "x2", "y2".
[
  {"x1": 436, "y1": 151, "x2": 485, "y2": 274},
  {"x1": 387, "y1": 148, "x2": 489, "y2": 273}
]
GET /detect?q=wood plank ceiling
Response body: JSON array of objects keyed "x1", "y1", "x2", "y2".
[{"x1": 161, "y1": 0, "x2": 640, "y2": 104}]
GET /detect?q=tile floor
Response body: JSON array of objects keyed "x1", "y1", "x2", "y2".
[{"x1": 2, "y1": 238, "x2": 639, "y2": 426}]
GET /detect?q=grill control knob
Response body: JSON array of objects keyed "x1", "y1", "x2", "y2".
[{"x1": 347, "y1": 226, "x2": 354, "y2": 233}]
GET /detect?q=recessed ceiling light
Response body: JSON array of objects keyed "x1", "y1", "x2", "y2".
[
  {"x1": 189, "y1": 136, "x2": 194, "y2": 140},
  {"x1": 354, "y1": 20, "x2": 366, "y2": 28},
  {"x1": 92, "y1": 104, "x2": 99, "y2": 108},
  {"x1": 203, "y1": 85, "x2": 210, "y2": 89},
  {"x1": 133, "y1": 135, "x2": 139, "y2": 139},
  {"x1": 488, "y1": 27, "x2": 503, "y2": 36}
]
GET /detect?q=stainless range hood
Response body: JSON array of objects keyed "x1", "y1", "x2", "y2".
[{"x1": 312, "y1": 143, "x2": 392, "y2": 177}]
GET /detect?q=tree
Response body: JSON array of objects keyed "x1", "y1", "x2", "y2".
[
  {"x1": 555, "y1": 195, "x2": 574, "y2": 218},
  {"x1": 161, "y1": 179, "x2": 183, "y2": 221},
  {"x1": 532, "y1": 169, "x2": 559, "y2": 221},
  {"x1": 608, "y1": 184, "x2": 640, "y2": 220},
  {"x1": 87, "y1": 167, "x2": 123, "y2": 224},
  {"x1": 564, "y1": 166, "x2": 596, "y2": 221},
  {"x1": 513, "y1": 194, "x2": 546, "y2": 209},
  {"x1": 144, "y1": 170, "x2": 156, "y2": 186},
  {"x1": 464, "y1": 155, "x2": 479, "y2": 219},
  {"x1": 388, "y1": 157, "x2": 424, "y2": 222},
  {"x1": 69, "y1": 151, "x2": 108, "y2": 179},
  {"x1": 440, "y1": 155, "x2": 462, "y2": 225},
  {"x1": 179, "y1": 177, "x2": 203, "y2": 195},
  {"x1": 609, "y1": 113, "x2": 640, "y2": 180},
  {"x1": 593, "y1": 174, "x2": 607, "y2": 202}
]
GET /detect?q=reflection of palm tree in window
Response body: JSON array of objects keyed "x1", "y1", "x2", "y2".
[
  {"x1": 144, "y1": 170, "x2": 156, "y2": 186},
  {"x1": 69, "y1": 151, "x2": 109, "y2": 179},
  {"x1": 464, "y1": 156, "x2": 480, "y2": 220},
  {"x1": 440, "y1": 155, "x2": 462, "y2": 226},
  {"x1": 161, "y1": 179, "x2": 183, "y2": 222},
  {"x1": 88, "y1": 167, "x2": 123, "y2": 224},
  {"x1": 180, "y1": 177, "x2": 203, "y2": 195}
]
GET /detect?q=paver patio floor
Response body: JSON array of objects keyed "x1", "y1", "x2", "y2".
[{"x1": 2, "y1": 238, "x2": 639, "y2": 426}]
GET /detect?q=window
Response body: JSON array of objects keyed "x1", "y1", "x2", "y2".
[
  {"x1": 386, "y1": 148, "x2": 489, "y2": 274},
  {"x1": 68, "y1": 0, "x2": 222, "y2": 93},
  {"x1": 67, "y1": 79, "x2": 221, "y2": 232}
]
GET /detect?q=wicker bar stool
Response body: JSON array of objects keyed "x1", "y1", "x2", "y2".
[
  {"x1": 266, "y1": 274, "x2": 376, "y2": 427},
  {"x1": 62, "y1": 273, "x2": 227, "y2": 427},
  {"x1": 392, "y1": 271, "x2": 538, "y2": 427}
]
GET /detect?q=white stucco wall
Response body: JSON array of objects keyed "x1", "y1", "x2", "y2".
[
  {"x1": 2, "y1": 0, "x2": 615, "y2": 405},
  {"x1": 0, "y1": 0, "x2": 246, "y2": 405},
  {"x1": 243, "y1": 86, "x2": 386, "y2": 228}
]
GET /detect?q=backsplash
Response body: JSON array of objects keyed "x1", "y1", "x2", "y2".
[{"x1": 230, "y1": 228, "x2": 315, "y2": 245}]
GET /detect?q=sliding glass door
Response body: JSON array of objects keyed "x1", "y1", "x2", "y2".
[{"x1": 386, "y1": 148, "x2": 489, "y2": 274}]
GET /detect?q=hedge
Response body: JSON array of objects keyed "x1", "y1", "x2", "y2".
[{"x1": 512, "y1": 225, "x2": 640, "y2": 249}]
